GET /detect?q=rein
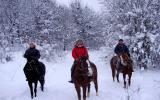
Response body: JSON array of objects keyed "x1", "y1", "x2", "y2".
[{"x1": 27, "y1": 60, "x2": 36, "y2": 71}]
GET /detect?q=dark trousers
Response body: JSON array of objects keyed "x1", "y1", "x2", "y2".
[{"x1": 71, "y1": 61, "x2": 76, "y2": 80}]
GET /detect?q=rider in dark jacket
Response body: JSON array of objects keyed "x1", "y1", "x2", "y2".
[
  {"x1": 114, "y1": 39, "x2": 133, "y2": 72},
  {"x1": 114, "y1": 39, "x2": 130, "y2": 57},
  {"x1": 23, "y1": 43, "x2": 41, "y2": 80},
  {"x1": 24, "y1": 44, "x2": 40, "y2": 61}
]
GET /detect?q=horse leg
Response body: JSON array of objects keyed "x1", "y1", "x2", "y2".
[
  {"x1": 75, "y1": 85, "x2": 81, "y2": 100},
  {"x1": 116, "y1": 71, "x2": 120, "y2": 83},
  {"x1": 34, "y1": 81, "x2": 38, "y2": 97},
  {"x1": 111, "y1": 63, "x2": 116, "y2": 81},
  {"x1": 128, "y1": 73, "x2": 132, "y2": 86},
  {"x1": 39, "y1": 77, "x2": 45, "y2": 92},
  {"x1": 93, "y1": 78, "x2": 98, "y2": 96},
  {"x1": 28, "y1": 81, "x2": 33, "y2": 99},
  {"x1": 87, "y1": 83, "x2": 91, "y2": 97},
  {"x1": 112, "y1": 67, "x2": 116, "y2": 81},
  {"x1": 123, "y1": 74, "x2": 126, "y2": 88},
  {"x1": 82, "y1": 86, "x2": 87, "y2": 100}
]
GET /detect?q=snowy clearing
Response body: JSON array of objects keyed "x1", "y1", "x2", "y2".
[{"x1": 0, "y1": 51, "x2": 160, "y2": 100}]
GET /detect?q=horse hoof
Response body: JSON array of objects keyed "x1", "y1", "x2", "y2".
[
  {"x1": 96, "y1": 92, "x2": 99, "y2": 96},
  {"x1": 41, "y1": 88, "x2": 44, "y2": 92},
  {"x1": 87, "y1": 93, "x2": 90, "y2": 97}
]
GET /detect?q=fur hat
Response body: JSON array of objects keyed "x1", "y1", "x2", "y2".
[
  {"x1": 29, "y1": 42, "x2": 36, "y2": 48},
  {"x1": 75, "y1": 39, "x2": 84, "y2": 46},
  {"x1": 119, "y1": 39, "x2": 124, "y2": 42}
]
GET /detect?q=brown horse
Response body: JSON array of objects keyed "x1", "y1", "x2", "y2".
[
  {"x1": 73, "y1": 57, "x2": 98, "y2": 100},
  {"x1": 110, "y1": 53, "x2": 133, "y2": 88}
]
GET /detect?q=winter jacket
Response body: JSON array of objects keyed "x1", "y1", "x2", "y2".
[
  {"x1": 72, "y1": 46, "x2": 88, "y2": 60},
  {"x1": 114, "y1": 44, "x2": 130, "y2": 57},
  {"x1": 24, "y1": 48, "x2": 40, "y2": 61}
]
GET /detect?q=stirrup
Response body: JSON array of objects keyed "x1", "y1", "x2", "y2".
[{"x1": 68, "y1": 80, "x2": 73, "y2": 83}]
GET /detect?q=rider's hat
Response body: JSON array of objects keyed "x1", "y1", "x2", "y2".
[
  {"x1": 119, "y1": 39, "x2": 124, "y2": 42},
  {"x1": 75, "y1": 39, "x2": 84, "y2": 46},
  {"x1": 29, "y1": 42, "x2": 36, "y2": 48}
]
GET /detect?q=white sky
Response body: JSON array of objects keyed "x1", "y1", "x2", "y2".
[{"x1": 55, "y1": 0, "x2": 101, "y2": 12}]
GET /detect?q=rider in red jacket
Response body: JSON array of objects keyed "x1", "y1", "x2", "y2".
[
  {"x1": 69, "y1": 39, "x2": 89, "y2": 83},
  {"x1": 72, "y1": 44, "x2": 88, "y2": 60}
]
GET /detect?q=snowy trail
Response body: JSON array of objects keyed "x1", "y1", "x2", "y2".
[{"x1": 0, "y1": 51, "x2": 160, "y2": 100}]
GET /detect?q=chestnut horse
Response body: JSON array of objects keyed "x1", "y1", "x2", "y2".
[
  {"x1": 110, "y1": 53, "x2": 133, "y2": 88},
  {"x1": 73, "y1": 57, "x2": 98, "y2": 100},
  {"x1": 23, "y1": 60, "x2": 46, "y2": 99}
]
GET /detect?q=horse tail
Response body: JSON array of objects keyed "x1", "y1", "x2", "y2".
[{"x1": 110, "y1": 57, "x2": 116, "y2": 81}]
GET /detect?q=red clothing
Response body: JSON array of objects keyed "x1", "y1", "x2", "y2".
[{"x1": 72, "y1": 46, "x2": 88, "y2": 60}]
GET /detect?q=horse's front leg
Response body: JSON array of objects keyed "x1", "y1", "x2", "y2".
[
  {"x1": 87, "y1": 84, "x2": 91, "y2": 97},
  {"x1": 82, "y1": 86, "x2": 87, "y2": 100},
  {"x1": 34, "y1": 81, "x2": 38, "y2": 97},
  {"x1": 75, "y1": 85, "x2": 81, "y2": 100},
  {"x1": 128, "y1": 73, "x2": 132, "y2": 86},
  {"x1": 28, "y1": 82, "x2": 33, "y2": 99},
  {"x1": 123, "y1": 74, "x2": 126, "y2": 88}
]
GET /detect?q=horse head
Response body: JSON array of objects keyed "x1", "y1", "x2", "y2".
[
  {"x1": 76, "y1": 57, "x2": 88, "y2": 72},
  {"x1": 119, "y1": 53, "x2": 132, "y2": 67}
]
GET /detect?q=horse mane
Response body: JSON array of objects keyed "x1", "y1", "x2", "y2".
[{"x1": 75, "y1": 58, "x2": 88, "y2": 73}]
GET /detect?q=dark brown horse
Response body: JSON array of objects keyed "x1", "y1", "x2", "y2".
[
  {"x1": 110, "y1": 53, "x2": 133, "y2": 88},
  {"x1": 73, "y1": 57, "x2": 98, "y2": 100},
  {"x1": 23, "y1": 60, "x2": 46, "y2": 99}
]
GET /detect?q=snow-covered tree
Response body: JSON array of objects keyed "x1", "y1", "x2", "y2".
[
  {"x1": 70, "y1": 0, "x2": 105, "y2": 49},
  {"x1": 101, "y1": 0, "x2": 160, "y2": 69}
]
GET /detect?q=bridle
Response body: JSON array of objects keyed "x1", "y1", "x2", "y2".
[
  {"x1": 119, "y1": 54, "x2": 132, "y2": 67},
  {"x1": 27, "y1": 60, "x2": 36, "y2": 71},
  {"x1": 76, "y1": 57, "x2": 88, "y2": 76}
]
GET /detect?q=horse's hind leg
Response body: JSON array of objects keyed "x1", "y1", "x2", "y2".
[
  {"x1": 41, "y1": 80, "x2": 45, "y2": 91},
  {"x1": 75, "y1": 85, "x2": 81, "y2": 100},
  {"x1": 116, "y1": 72, "x2": 120, "y2": 83},
  {"x1": 34, "y1": 81, "x2": 38, "y2": 97},
  {"x1": 93, "y1": 79, "x2": 98, "y2": 96},
  {"x1": 123, "y1": 74, "x2": 126, "y2": 88},
  {"x1": 87, "y1": 83, "x2": 91, "y2": 97},
  {"x1": 128, "y1": 73, "x2": 132, "y2": 86},
  {"x1": 39, "y1": 77, "x2": 45, "y2": 91},
  {"x1": 28, "y1": 82, "x2": 33, "y2": 99}
]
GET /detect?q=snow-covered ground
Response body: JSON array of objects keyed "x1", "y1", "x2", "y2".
[{"x1": 0, "y1": 50, "x2": 160, "y2": 100}]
